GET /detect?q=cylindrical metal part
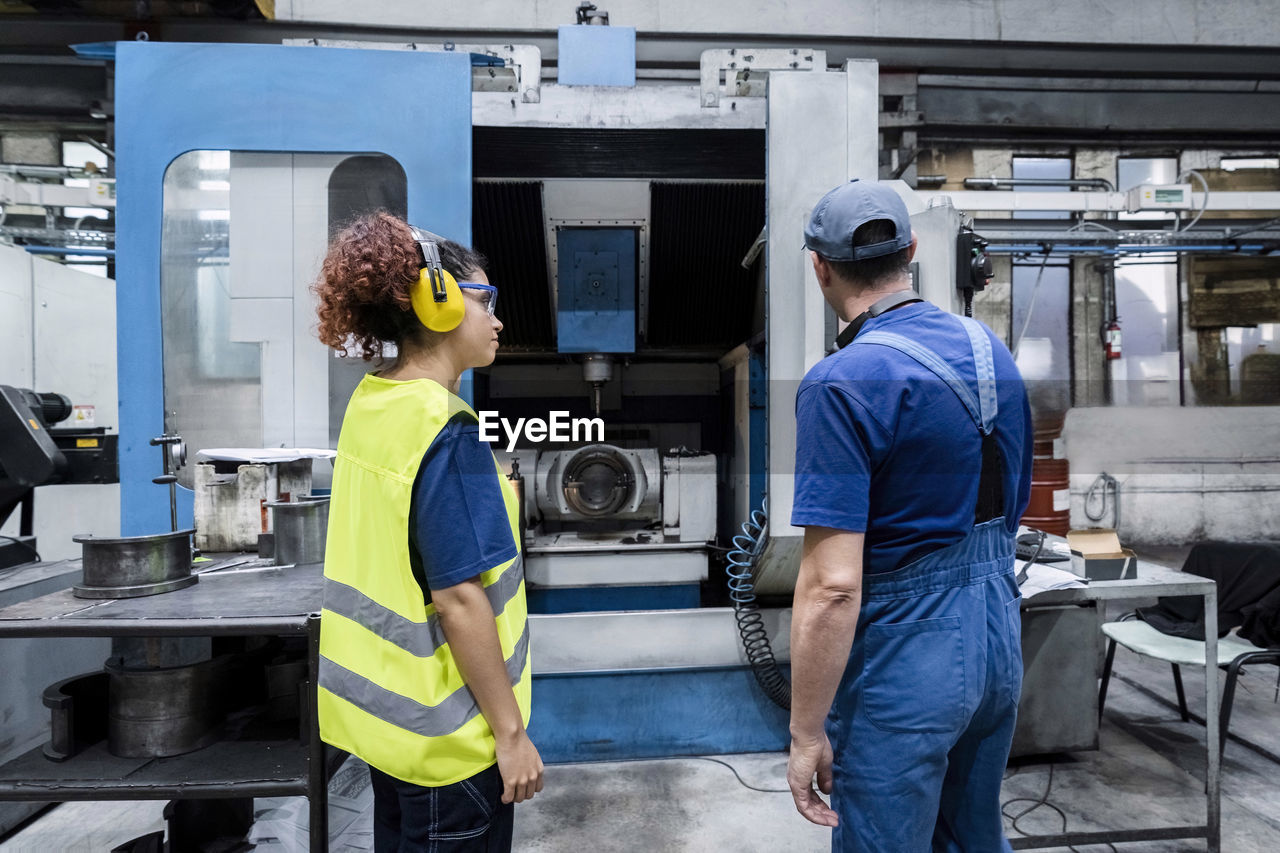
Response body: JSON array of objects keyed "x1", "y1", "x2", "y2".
[
  {"x1": 1022, "y1": 457, "x2": 1071, "y2": 537},
  {"x1": 1022, "y1": 411, "x2": 1071, "y2": 535},
  {"x1": 112, "y1": 636, "x2": 212, "y2": 669},
  {"x1": 1031, "y1": 411, "x2": 1068, "y2": 459},
  {"x1": 72, "y1": 529, "x2": 197, "y2": 599},
  {"x1": 582, "y1": 353, "x2": 614, "y2": 384},
  {"x1": 106, "y1": 657, "x2": 225, "y2": 758},
  {"x1": 268, "y1": 496, "x2": 329, "y2": 566},
  {"x1": 963, "y1": 176, "x2": 1116, "y2": 192},
  {"x1": 562, "y1": 447, "x2": 635, "y2": 517},
  {"x1": 42, "y1": 670, "x2": 109, "y2": 762},
  {"x1": 264, "y1": 658, "x2": 308, "y2": 722}
]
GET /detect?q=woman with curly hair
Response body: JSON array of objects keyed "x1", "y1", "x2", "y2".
[{"x1": 313, "y1": 211, "x2": 540, "y2": 852}]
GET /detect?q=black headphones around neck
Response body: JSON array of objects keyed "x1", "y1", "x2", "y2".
[{"x1": 835, "y1": 289, "x2": 923, "y2": 350}]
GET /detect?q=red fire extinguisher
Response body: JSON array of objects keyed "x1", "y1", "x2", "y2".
[{"x1": 1104, "y1": 319, "x2": 1122, "y2": 360}]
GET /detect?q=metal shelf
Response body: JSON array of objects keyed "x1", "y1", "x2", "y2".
[
  {"x1": 0, "y1": 561, "x2": 328, "y2": 851},
  {"x1": 0, "y1": 561, "x2": 322, "y2": 638},
  {"x1": 0, "y1": 738, "x2": 308, "y2": 802}
]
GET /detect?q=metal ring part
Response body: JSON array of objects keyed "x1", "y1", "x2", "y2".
[
  {"x1": 105, "y1": 657, "x2": 226, "y2": 758},
  {"x1": 266, "y1": 496, "x2": 330, "y2": 566},
  {"x1": 72, "y1": 529, "x2": 196, "y2": 599},
  {"x1": 562, "y1": 448, "x2": 634, "y2": 517}
]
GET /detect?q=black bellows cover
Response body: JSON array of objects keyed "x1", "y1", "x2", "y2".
[
  {"x1": 647, "y1": 181, "x2": 764, "y2": 348},
  {"x1": 472, "y1": 181, "x2": 554, "y2": 350}
]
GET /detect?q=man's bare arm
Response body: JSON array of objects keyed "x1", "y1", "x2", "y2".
[{"x1": 787, "y1": 526, "x2": 865, "y2": 826}]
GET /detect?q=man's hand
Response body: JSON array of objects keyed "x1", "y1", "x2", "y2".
[
  {"x1": 787, "y1": 733, "x2": 838, "y2": 827},
  {"x1": 495, "y1": 730, "x2": 544, "y2": 804}
]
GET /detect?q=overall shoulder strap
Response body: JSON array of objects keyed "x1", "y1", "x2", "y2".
[{"x1": 854, "y1": 316, "x2": 1007, "y2": 522}]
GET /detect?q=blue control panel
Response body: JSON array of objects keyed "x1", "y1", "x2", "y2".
[{"x1": 557, "y1": 25, "x2": 636, "y2": 87}]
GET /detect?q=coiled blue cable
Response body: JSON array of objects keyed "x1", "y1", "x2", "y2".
[{"x1": 725, "y1": 497, "x2": 791, "y2": 709}]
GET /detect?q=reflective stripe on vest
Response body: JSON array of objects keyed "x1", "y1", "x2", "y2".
[
  {"x1": 321, "y1": 553, "x2": 525, "y2": 658},
  {"x1": 318, "y1": 374, "x2": 529, "y2": 787},
  {"x1": 320, "y1": 621, "x2": 530, "y2": 738}
]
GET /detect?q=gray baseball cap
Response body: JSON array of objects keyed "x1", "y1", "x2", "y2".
[{"x1": 803, "y1": 179, "x2": 913, "y2": 261}]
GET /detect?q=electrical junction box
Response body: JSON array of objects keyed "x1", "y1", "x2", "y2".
[
  {"x1": 557, "y1": 25, "x2": 636, "y2": 86},
  {"x1": 1126, "y1": 183, "x2": 1193, "y2": 213}
]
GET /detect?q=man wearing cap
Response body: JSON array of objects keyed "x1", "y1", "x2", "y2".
[{"x1": 785, "y1": 179, "x2": 1032, "y2": 851}]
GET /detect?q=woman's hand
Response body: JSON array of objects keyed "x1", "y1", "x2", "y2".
[{"x1": 495, "y1": 730, "x2": 544, "y2": 804}]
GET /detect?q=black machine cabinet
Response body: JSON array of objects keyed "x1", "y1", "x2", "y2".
[
  {"x1": 1012, "y1": 602, "x2": 1102, "y2": 757},
  {"x1": 0, "y1": 385, "x2": 118, "y2": 569}
]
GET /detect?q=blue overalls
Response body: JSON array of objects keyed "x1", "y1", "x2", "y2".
[{"x1": 828, "y1": 317, "x2": 1023, "y2": 852}]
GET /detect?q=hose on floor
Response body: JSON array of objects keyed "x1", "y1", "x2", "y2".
[{"x1": 725, "y1": 498, "x2": 792, "y2": 710}]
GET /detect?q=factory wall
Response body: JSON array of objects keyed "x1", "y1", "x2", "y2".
[
  {"x1": 921, "y1": 143, "x2": 1280, "y2": 545},
  {"x1": 0, "y1": 242, "x2": 119, "y2": 560},
  {"x1": 273, "y1": 1, "x2": 1280, "y2": 50},
  {"x1": 1064, "y1": 407, "x2": 1280, "y2": 545}
]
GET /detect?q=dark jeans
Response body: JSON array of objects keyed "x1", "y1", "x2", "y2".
[{"x1": 369, "y1": 763, "x2": 513, "y2": 853}]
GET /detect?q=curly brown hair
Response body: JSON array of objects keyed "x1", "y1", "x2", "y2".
[{"x1": 313, "y1": 211, "x2": 486, "y2": 361}]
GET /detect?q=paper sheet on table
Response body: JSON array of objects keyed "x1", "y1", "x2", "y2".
[
  {"x1": 248, "y1": 756, "x2": 375, "y2": 851},
  {"x1": 197, "y1": 447, "x2": 337, "y2": 464},
  {"x1": 1018, "y1": 561, "x2": 1087, "y2": 599}
]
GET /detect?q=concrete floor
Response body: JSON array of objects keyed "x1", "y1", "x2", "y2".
[
  {"x1": 4, "y1": 647, "x2": 1278, "y2": 852},
  {"x1": 4, "y1": 547, "x2": 1278, "y2": 852}
]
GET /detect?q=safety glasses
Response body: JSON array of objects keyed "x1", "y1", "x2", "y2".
[{"x1": 458, "y1": 282, "x2": 498, "y2": 317}]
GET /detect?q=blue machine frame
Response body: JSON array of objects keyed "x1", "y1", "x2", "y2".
[
  {"x1": 110, "y1": 41, "x2": 785, "y2": 764},
  {"x1": 114, "y1": 42, "x2": 472, "y2": 534},
  {"x1": 532, "y1": 667, "x2": 789, "y2": 762}
]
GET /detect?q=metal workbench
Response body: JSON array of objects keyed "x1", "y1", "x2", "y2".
[
  {"x1": 0, "y1": 560, "x2": 328, "y2": 852},
  {"x1": 1010, "y1": 556, "x2": 1220, "y2": 852}
]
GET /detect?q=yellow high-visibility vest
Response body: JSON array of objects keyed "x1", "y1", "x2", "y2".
[{"x1": 318, "y1": 374, "x2": 530, "y2": 787}]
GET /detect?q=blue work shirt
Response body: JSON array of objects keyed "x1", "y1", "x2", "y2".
[
  {"x1": 409, "y1": 414, "x2": 518, "y2": 597},
  {"x1": 791, "y1": 302, "x2": 1033, "y2": 575}
]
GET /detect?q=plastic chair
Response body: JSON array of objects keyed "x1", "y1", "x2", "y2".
[{"x1": 1097, "y1": 615, "x2": 1280, "y2": 755}]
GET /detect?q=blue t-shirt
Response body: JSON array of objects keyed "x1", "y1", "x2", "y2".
[
  {"x1": 791, "y1": 302, "x2": 1033, "y2": 575},
  {"x1": 408, "y1": 413, "x2": 518, "y2": 597}
]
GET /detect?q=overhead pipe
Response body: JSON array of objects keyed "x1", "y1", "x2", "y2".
[
  {"x1": 985, "y1": 243, "x2": 1266, "y2": 255},
  {"x1": 964, "y1": 176, "x2": 1116, "y2": 192},
  {"x1": 0, "y1": 164, "x2": 84, "y2": 180}
]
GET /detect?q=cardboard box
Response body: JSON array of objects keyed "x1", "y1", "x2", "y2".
[{"x1": 1067, "y1": 529, "x2": 1137, "y2": 581}]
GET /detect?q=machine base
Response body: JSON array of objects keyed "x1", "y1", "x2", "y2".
[
  {"x1": 527, "y1": 583, "x2": 700, "y2": 613},
  {"x1": 525, "y1": 539, "x2": 709, "y2": 587},
  {"x1": 529, "y1": 666, "x2": 790, "y2": 763}
]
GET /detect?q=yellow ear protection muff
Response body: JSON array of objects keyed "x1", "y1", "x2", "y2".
[{"x1": 408, "y1": 226, "x2": 466, "y2": 332}]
